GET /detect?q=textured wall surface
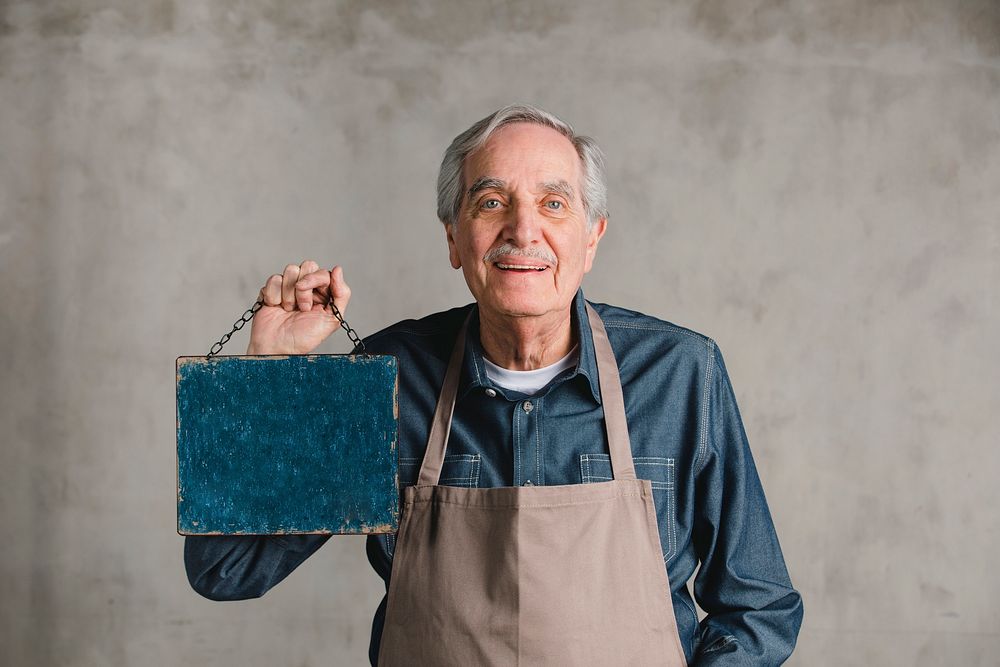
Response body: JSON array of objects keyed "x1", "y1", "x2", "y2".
[{"x1": 1, "y1": 1, "x2": 998, "y2": 665}]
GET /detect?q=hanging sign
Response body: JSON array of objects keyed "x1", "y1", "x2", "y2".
[{"x1": 176, "y1": 298, "x2": 399, "y2": 535}]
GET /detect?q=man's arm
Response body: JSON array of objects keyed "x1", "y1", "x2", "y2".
[
  {"x1": 691, "y1": 344, "x2": 804, "y2": 665},
  {"x1": 184, "y1": 534, "x2": 329, "y2": 601}
]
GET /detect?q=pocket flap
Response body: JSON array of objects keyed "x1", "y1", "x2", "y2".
[
  {"x1": 399, "y1": 453, "x2": 481, "y2": 488},
  {"x1": 580, "y1": 453, "x2": 675, "y2": 490}
]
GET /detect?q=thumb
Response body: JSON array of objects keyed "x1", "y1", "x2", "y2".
[{"x1": 327, "y1": 265, "x2": 352, "y2": 318}]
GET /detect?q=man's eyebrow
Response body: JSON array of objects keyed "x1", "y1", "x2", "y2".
[
  {"x1": 467, "y1": 177, "x2": 506, "y2": 197},
  {"x1": 539, "y1": 180, "x2": 575, "y2": 200}
]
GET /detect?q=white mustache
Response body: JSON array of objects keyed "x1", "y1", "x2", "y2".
[{"x1": 483, "y1": 244, "x2": 557, "y2": 266}]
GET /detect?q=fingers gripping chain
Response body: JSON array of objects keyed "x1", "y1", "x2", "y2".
[{"x1": 206, "y1": 287, "x2": 366, "y2": 357}]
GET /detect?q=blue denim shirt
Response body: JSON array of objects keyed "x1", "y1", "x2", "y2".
[{"x1": 185, "y1": 290, "x2": 803, "y2": 665}]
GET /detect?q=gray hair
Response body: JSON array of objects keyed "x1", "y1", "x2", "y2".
[{"x1": 436, "y1": 104, "x2": 608, "y2": 230}]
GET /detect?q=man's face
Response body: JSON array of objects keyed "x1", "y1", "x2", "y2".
[{"x1": 446, "y1": 122, "x2": 607, "y2": 322}]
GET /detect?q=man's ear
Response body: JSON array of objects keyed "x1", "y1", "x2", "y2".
[
  {"x1": 583, "y1": 217, "x2": 608, "y2": 273},
  {"x1": 445, "y1": 222, "x2": 462, "y2": 269}
]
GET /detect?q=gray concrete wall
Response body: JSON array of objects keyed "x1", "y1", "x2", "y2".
[{"x1": 2, "y1": 1, "x2": 997, "y2": 665}]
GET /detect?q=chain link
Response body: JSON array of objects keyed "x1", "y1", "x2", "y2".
[
  {"x1": 207, "y1": 287, "x2": 366, "y2": 357},
  {"x1": 327, "y1": 299, "x2": 366, "y2": 352},
  {"x1": 207, "y1": 299, "x2": 263, "y2": 357}
]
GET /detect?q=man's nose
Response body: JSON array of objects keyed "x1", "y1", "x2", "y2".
[{"x1": 504, "y1": 199, "x2": 541, "y2": 246}]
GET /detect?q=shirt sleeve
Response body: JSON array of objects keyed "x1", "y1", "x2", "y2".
[
  {"x1": 184, "y1": 534, "x2": 329, "y2": 601},
  {"x1": 691, "y1": 343, "x2": 804, "y2": 665}
]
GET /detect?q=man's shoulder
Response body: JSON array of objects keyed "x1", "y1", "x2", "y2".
[
  {"x1": 362, "y1": 304, "x2": 474, "y2": 358},
  {"x1": 587, "y1": 299, "x2": 717, "y2": 355},
  {"x1": 587, "y1": 300, "x2": 724, "y2": 402}
]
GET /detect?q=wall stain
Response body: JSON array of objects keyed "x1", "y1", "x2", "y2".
[
  {"x1": 688, "y1": 0, "x2": 1000, "y2": 59},
  {"x1": 198, "y1": 0, "x2": 672, "y2": 56},
  {"x1": 28, "y1": 1, "x2": 176, "y2": 39},
  {"x1": 36, "y1": 4, "x2": 92, "y2": 38},
  {"x1": 689, "y1": 0, "x2": 793, "y2": 47},
  {"x1": 0, "y1": 12, "x2": 14, "y2": 39},
  {"x1": 931, "y1": 295, "x2": 972, "y2": 334},
  {"x1": 677, "y1": 60, "x2": 755, "y2": 160},
  {"x1": 954, "y1": 1, "x2": 1000, "y2": 59},
  {"x1": 920, "y1": 581, "x2": 956, "y2": 606},
  {"x1": 898, "y1": 242, "x2": 948, "y2": 300}
]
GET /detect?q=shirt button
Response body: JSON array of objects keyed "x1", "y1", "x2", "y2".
[
  {"x1": 523, "y1": 480, "x2": 534, "y2": 487},
  {"x1": 523, "y1": 401, "x2": 533, "y2": 413},
  {"x1": 485, "y1": 388, "x2": 497, "y2": 398}
]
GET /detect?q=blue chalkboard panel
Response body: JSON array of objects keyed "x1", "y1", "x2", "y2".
[{"x1": 176, "y1": 355, "x2": 398, "y2": 535}]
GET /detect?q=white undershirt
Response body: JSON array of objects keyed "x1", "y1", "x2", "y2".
[{"x1": 483, "y1": 345, "x2": 579, "y2": 396}]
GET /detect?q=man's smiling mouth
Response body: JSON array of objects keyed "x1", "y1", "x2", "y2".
[
  {"x1": 482, "y1": 244, "x2": 558, "y2": 273},
  {"x1": 495, "y1": 263, "x2": 548, "y2": 272}
]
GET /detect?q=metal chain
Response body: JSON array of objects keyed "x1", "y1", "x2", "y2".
[
  {"x1": 207, "y1": 287, "x2": 366, "y2": 357},
  {"x1": 327, "y1": 299, "x2": 366, "y2": 353},
  {"x1": 207, "y1": 300, "x2": 263, "y2": 357}
]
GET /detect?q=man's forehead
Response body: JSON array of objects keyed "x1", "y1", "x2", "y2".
[{"x1": 462, "y1": 123, "x2": 582, "y2": 193}]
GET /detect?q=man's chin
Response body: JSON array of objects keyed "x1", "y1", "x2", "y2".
[{"x1": 474, "y1": 293, "x2": 564, "y2": 321}]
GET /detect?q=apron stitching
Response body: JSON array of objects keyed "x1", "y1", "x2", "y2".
[{"x1": 404, "y1": 493, "x2": 647, "y2": 509}]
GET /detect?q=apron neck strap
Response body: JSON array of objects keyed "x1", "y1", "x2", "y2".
[
  {"x1": 418, "y1": 302, "x2": 636, "y2": 486},
  {"x1": 417, "y1": 311, "x2": 470, "y2": 486},
  {"x1": 585, "y1": 302, "x2": 637, "y2": 480}
]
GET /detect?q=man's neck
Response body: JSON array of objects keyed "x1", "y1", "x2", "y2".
[{"x1": 478, "y1": 307, "x2": 575, "y2": 371}]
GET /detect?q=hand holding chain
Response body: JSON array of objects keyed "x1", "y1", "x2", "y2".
[{"x1": 207, "y1": 286, "x2": 366, "y2": 357}]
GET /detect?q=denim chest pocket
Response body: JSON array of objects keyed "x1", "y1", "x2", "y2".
[
  {"x1": 386, "y1": 454, "x2": 481, "y2": 558},
  {"x1": 580, "y1": 453, "x2": 678, "y2": 562},
  {"x1": 398, "y1": 453, "x2": 481, "y2": 488}
]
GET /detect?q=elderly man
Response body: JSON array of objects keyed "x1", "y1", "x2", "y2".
[{"x1": 185, "y1": 105, "x2": 803, "y2": 665}]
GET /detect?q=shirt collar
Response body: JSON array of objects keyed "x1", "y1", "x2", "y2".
[{"x1": 458, "y1": 289, "x2": 602, "y2": 404}]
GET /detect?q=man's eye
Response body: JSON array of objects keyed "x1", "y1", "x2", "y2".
[
  {"x1": 482, "y1": 199, "x2": 502, "y2": 210},
  {"x1": 545, "y1": 200, "x2": 563, "y2": 210}
]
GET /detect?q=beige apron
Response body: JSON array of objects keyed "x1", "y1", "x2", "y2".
[{"x1": 378, "y1": 304, "x2": 687, "y2": 666}]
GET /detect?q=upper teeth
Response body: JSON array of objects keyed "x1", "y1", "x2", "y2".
[{"x1": 497, "y1": 263, "x2": 545, "y2": 270}]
